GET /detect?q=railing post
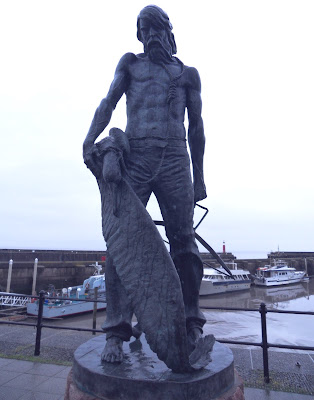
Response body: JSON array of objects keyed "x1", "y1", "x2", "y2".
[
  {"x1": 259, "y1": 302, "x2": 270, "y2": 383},
  {"x1": 92, "y1": 287, "x2": 98, "y2": 335},
  {"x1": 34, "y1": 290, "x2": 45, "y2": 356}
]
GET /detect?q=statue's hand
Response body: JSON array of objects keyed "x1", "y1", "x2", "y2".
[
  {"x1": 194, "y1": 178, "x2": 207, "y2": 203},
  {"x1": 102, "y1": 151, "x2": 122, "y2": 183},
  {"x1": 83, "y1": 144, "x2": 102, "y2": 178}
]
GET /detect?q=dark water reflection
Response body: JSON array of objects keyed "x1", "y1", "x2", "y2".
[{"x1": 200, "y1": 279, "x2": 314, "y2": 349}]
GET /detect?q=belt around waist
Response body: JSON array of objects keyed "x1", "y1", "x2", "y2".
[{"x1": 128, "y1": 137, "x2": 187, "y2": 148}]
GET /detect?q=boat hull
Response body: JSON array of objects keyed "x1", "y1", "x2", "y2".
[
  {"x1": 27, "y1": 299, "x2": 106, "y2": 319},
  {"x1": 200, "y1": 280, "x2": 251, "y2": 296},
  {"x1": 254, "y1": 273, "x2": 306, "y2": 287}
]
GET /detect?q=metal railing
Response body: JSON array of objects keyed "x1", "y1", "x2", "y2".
[
  {"x1": 1, "y1": 291, "x2": 314, "y2": 383},
  {"x1": 201, "y1": 303, "x2": 314, "y2": 382},
  {"x1": 0, "y1": 293, "x2": 29, "y2": 307}
]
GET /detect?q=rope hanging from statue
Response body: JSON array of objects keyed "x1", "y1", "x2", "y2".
[{"x1": 153, "y1": 202, "x2": 235, "y2": 280}]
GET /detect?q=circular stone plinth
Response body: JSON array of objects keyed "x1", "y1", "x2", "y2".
[{"x1": 72, "y1": 335, "x2": 234, "y2": 400}]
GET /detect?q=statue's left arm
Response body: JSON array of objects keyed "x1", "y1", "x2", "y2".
[{"x1": 186, "y1": 67, "x2": 207, "y2": 203}]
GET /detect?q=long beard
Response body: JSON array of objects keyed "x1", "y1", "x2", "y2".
[{"x1": 146, "y1": 41, "x2": 173, "y2": 64}]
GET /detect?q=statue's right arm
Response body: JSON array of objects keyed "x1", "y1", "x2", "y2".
[{"x1": 83, "y1": 53, "x2": 134, "y2": 170}]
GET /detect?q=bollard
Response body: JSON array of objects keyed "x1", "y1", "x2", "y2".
[
  {"x1": 32, "y1": 258, "x2": 38, "y2": 295},
  {"x1": 34, "y1": 290, "x2": 45, "y2": 356},
  {"x1": 92, "y1": 287, "x2": 98, "y2": 335},
  {"x1": 6, "y1": 259, "x2": 13, "y2": 293},
  {"x1": 259, "y1": 302, "x2": 270, "y2": 383}
]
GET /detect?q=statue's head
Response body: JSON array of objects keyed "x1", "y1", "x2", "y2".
[{"x1": 137, "y1": 5, "x2": 177, "y2": 63}]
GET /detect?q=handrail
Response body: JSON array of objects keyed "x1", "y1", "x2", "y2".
[
  {"x1": 0, "y1": 292, "x2": 106, "y2": 303},
  {"x1": 0, "y1": 291, "x2": 313, "y2": 383},
  {"x1": 201, "y1": 305, "x2": 314, "y2": 315}
]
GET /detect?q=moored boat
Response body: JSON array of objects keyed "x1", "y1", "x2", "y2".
[
  {"x1": 200, "y1": 262, "x2": 251, "y2": 296},
  {"x1": 27, "y1": 263, "x2": 106, "y2": 318},
  {"x1": 254, "y1": 260, "x2": 306, "y2": 287}
]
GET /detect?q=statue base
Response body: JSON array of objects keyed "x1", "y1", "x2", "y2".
[{"x1": 65, "y1": 335, "x2": 244, "y2": 400}]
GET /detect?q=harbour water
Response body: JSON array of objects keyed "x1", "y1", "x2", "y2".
[
  {"x1": 200, "y1": 279, "x2": 314, "y2": 350},
  {"x1": 45, "y1": 279, "x2": 314, "y2": 353}
]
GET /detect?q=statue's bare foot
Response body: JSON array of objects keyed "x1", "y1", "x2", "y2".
[
  {"x1": 189, "y1": 334, "x2": 215, "y2": 369},
  {"x1": 101, "y1": 336, "x2": 124, "y2": 363},
  {"x1": 187, "y1": 327, "x2": 215, "y2": 369}
]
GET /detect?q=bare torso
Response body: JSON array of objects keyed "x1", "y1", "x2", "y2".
[
  {"x1": 125, "y1": 54, "x2": 187, "y2": 140},
  {"x1": 83, "y1": 51, "x2": 206, "y2": 202}
]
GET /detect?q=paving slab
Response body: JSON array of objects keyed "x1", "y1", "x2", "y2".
[
  {"x1": 244, "y1": 387, "x2": 314, "y2": 399},
  {"x1": 0, "y1": 369, "x2": 22, "y2": 385},
  {"x1": 3, "y1": 372, "x2": 50, "y2": 390},
  {"x1": 18, "y1": 391, "x2": 65, "y2": 400},
  {"x1": 2, "y1": 359, "x2": 36, "y2": 373},
  {"x1": 34, "y1": 376, "x2": 68, "y2": 396},
  {"x1": 0, "y1": 386, "x2": 27, "y2": 400},
  {"x1": 26, "y1": 362, "x2": 70, "y2": 377}
]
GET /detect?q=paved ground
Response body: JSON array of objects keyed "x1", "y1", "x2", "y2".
[
  {"x1": 0, "y1": 357, "x2": 70, "y2": 400},
  {"x1": 0, "y1": 316, "x2": 313, "y2": 399},
  {"x1": 232, "y1": 347, "x2": 314, "y2": 397},
  {"x1": 0, "y1": 357, "x2": 313, "y2": 400}
]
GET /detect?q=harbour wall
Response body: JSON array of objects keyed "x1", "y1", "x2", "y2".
[
  {"x1": 0, "y1": 249, "x2": 313, "y2": 294},
  {"x1": 202, "y1": 251, "x2": 314, "y2": 276},
  {"x1": 0, "y1": 249, "x2": 107, "y2": 294}
]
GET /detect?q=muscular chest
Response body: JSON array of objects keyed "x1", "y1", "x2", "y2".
[{"x1": 127, "y1": 59, "x2": 185, "y2": 100}]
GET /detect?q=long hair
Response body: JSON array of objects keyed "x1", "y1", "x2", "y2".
[{"x1": 137, "y1": 5, "x2": 177, "y2": 55}]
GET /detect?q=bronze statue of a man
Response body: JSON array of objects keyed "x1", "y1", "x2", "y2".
[{"x1": 83, "y1": 5, "x2": 209, "y2": 367}]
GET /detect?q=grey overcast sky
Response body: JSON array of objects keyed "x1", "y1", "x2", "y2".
[{"x1": 1, "y1": 1, "x2": 313, "y2": 259}]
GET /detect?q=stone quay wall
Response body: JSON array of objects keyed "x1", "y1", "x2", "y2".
[
  {"x1": 0, "y1": 249, "x2": 107, "y2": 294},
  {"x1": 201, "y1": 251, "x2": 314, "y2": 277}
]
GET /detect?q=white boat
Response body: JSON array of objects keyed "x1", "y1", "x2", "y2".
[
  {"x1": 200, "y1": 262, "x2": 251, "y2": 295},
  {"x1": 27, "y1": 263, "x2": 106, "y2": 318},
  {"x1": 254, "y1": 260, "x2": 306, "y2": 287}
]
